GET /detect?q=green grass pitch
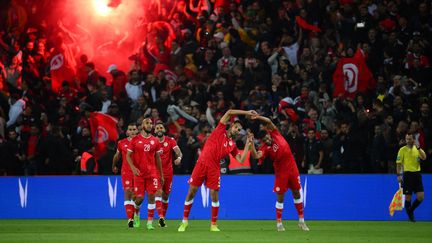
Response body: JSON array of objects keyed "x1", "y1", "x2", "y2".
[{"x1": 1, "y1": 220, "x2": 431, "y2": 243}]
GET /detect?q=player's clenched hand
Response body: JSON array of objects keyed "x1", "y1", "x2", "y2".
[
  {"x1": 160, "y1": 177, "x2": 165, "y2": 186},
  {"x1": 131, "y1": 166, "x2": 140, "y2": 176},
  {"x1": 174, "y1": 157, "x2": 182, "y2": 165},
  {"x1": 397, "y1": 175, "x2": 402, "y2": 183},
  {"x1": 112, "y1": 166, "x2": 119, "y2": 174},
  {"x1": 247, "y1": 110, "x2": 258, "y2": 119}
]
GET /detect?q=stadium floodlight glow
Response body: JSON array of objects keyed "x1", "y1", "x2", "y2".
[{"x1": 93, "y1": 0, "x2": 112, "y2": 16}]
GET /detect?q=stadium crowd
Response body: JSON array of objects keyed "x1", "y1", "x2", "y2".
[{"x1": 0, "y1": 0, "x2": 431, "y2": 176}]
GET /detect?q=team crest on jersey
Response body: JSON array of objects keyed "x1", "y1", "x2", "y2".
[
  {"x1": 272, "y1": 144, "x2": 279, "y2": 152},
  {"x1": 223, "y1": 142, "x2": 228, "y2": 147},
  {"x1": 164, "y1": 142, "x2": 168, "y2": 147},
  {"x1": 150, "y1": 140, "x2": 155, "y2": 145}
]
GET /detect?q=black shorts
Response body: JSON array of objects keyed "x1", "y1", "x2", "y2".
[{"x1": 403, "y1": 172, "x2": 424, "y2": 195}]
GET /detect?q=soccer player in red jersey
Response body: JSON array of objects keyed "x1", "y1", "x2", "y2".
[
  {"x1": 112, "y1": 122, "x2": 138, "y2": 227},
  {"x1": 154, "y1": 121, "x2": 182, "y2": 227},
  {"x1": 178, "y1": 109, "x2": 256, "y2": 232},
  {"x1": 126, "y1": 117, "x2": 164, "y2": 230},
  {"x1": 249, "y1": 115, "x2": 310, "y2": 232}
]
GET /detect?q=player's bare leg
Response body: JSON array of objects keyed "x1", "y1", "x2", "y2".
[
  {"x1": 124, "y1": 189, "x2": 135, "y2": 228},
  {"x1": 155, "y1": 189, "x2": 166, "y2": 227},
  {"x1": 210, "y1": 189, "x2": 220, "y2": 232},
  {"x1": 178, "y1": 185, "x2": 198, "y2": 232},
  {"x1": 292, "y1": 190, "x2": 309, "y2": 231},
  {"x1": 147, "y1": 194, "x2": 156, "y2": 230},
  {"x1": 134, "y1": 196, "x2": 144, "y2": 228},
  {"x1": 275, "y1": 193, "x2": 285, "y2": 232}
]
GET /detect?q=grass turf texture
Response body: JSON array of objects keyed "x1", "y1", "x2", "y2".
[{"x1": 0, "y1": 220, "x2": 431, "y2": 243}]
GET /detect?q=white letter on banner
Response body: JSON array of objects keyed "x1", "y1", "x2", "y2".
[
  {"x1": 108, "y1": 178, "x2": 117, "y2": 208},
  {"x1": 200, "y1": 185, "x2": 210, "y2": 208},
  {"x1": 18, "y1": 178, "x2": 28, "y2": 208}
]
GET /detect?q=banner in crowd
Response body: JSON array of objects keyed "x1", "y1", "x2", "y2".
[
  {"x1": 89, "y1": 112, "x2": 119, "y2": 159},
  {"x1": 332, "y1": 49, "x2": 374, "y2": 98},
  {"x1": 1, "y1": 175, "x2": 431, "y2": 221},
  {"x1": 49, "y1": 41, "x2": 77, "y2": 93}
]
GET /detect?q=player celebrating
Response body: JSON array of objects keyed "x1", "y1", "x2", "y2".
[
  {"x1": 154, "y1": 121, "x2": 182, "y2": 227},
  {"x1": 112, "y1": 122, "x2": 138, "y2": 227},
  {"x1": 126, "y1": 116, "x2": 164, "y2": 230},
  {"x1": 249, "y1": 115, "x2": 309, "y2": 232},
  {"x1": 396, "y1": 133, "x2": 427, "y2": 222},
  {"x1": 178, "y1": 109, "x2": 256, "y2": 232}
]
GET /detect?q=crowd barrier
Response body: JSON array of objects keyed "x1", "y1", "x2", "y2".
[{"x1": 0, "y1": 175, "x2": 431, "y2": 221}]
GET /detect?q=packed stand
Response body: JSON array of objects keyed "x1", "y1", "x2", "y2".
[{"x1": 0, "y1": 0, "x2": 431, "y2": 176}]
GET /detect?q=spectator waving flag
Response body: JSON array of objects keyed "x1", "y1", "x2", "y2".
[
  {"x1": 295, "y1": 16, "x2": 321, "y2": 32},
  {"x1": 49, "y1": 39, "x2": 76, "y2": 93},
  {"x1": 332, "y1": 49, "x2": 374, "y2": 98},
  {"x1": 89, "y1": 112, "x2": 119, "y2": 159}
]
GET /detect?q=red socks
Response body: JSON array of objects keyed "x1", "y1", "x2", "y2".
[
  {"x1": 124, "y1": 200, "x2": 134, "y2": 219},
  {"x1": 183, "y1": 200, "x2": 193, "y2": 221},
  {"x1": 294, "y1": 198, "x2": 304, "y2": 219},
  {"x1": 162, "y1": 199, "x2": 169, "y2": 217},
  {"x1": 211, "y1": 201, "x2": 220, "y2": 225},
  {"x1": 155, "y1": 197, "x2": 164, "y2": 218},
  {"x1": 275, "y1": 202, "x2": 283, "y2": 223},
  {"x1": 148, "y1": 203, "x2": 155, "y2": 222}
]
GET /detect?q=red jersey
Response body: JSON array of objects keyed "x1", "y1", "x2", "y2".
[
  {"x1": 198, "y1": 123, "x2": 240, "y2": 170},
  {"x1": 128, "y1": 134, "x2": 162, "y2": 178},
  {"x1": 158, "y1": 136, "x2": 178, "y2": 176},
  {"x1": 117, "y1": 138, "x2": 133, "y2": 174},
  {"x1": 259, "y1": 129, "x2": 298, "y2": 175}
]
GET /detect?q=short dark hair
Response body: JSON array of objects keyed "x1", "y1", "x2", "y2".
[
  {"x1": 128, "y1": 122, "x2": 137, "y2": 127},
  {"x1": 256, "y1": 130, "x2": 268, "y2": 140},
  {"x1": 232, "y1": 120, "x2": 243, "y2": 127},
  {"x1": 156, "y1": 120, "x2": 164, "y2": 125}
]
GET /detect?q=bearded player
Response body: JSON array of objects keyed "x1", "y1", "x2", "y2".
[
  {"x1": 112, "y1": 122, "x2": 138, "y2": 227},
  {"x1": 154, "y1": 121, "x2": 182, "y2": 227},
  {"x1": 126, "y1": 116, "x2": 164, "y2": 230},
  {"x1": 249, "y1": 115, "x2": 309, "y2": 232},
  {"x1": 178, "y1": 109, "x2": 256, "y2": 232}
]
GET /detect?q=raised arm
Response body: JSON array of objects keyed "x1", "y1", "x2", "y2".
[
  {"x1": 219, "y1": 109, "x2": 257, "y2": 125},
  {"x1": 234, "y1": 135, "x2": 251, "y2": 163},
  {"x1": 254, "y1": 115, "x2": 277, "y2": 131},
  {"x1": 247, "y1": 131, "x2": 263, "y2": 160}
]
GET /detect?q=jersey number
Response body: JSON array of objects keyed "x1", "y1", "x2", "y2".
[{"x1": 144, "y1": 144, "x2": 150, "y2": 151}]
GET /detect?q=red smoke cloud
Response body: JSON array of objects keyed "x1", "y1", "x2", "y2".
[{"x1": 53, "y1": 0, "x2": 151, "y2": 74}]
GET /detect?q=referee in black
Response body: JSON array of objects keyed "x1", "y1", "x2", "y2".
[{"x1": 396, "y1": 133, "x2": 427, "y2": 222}]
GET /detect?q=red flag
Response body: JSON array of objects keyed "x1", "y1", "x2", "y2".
[
  {"x1": 332, "y1": 49, "x2": 374, "y2": 98},
  {"x1": 89, "y1": 112, "x2": 119, "y2": 159},
  {"x1": 50, "y1": 43, "x2": 76, "y2": 93},
  {"x1": 295, "y1": 16, "x2": 321, "y2": 32}
]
